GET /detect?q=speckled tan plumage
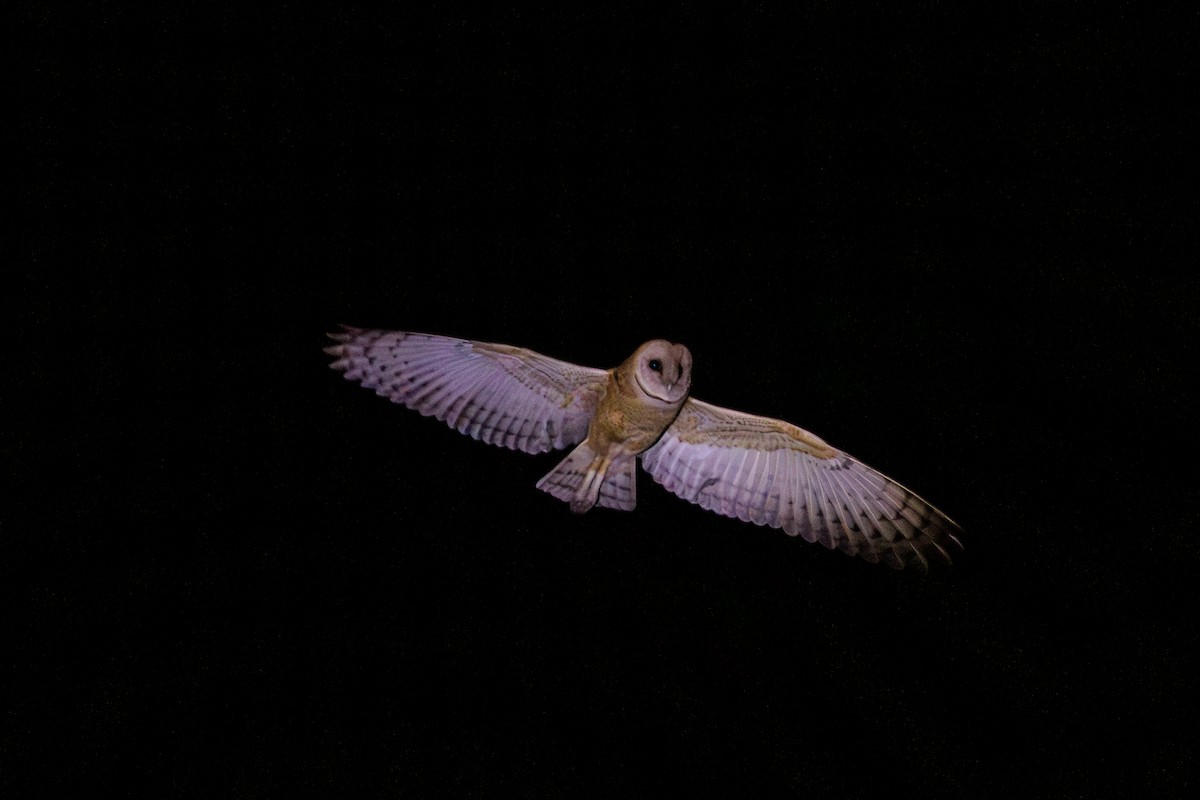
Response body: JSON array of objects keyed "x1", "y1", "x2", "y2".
[
  {"x1": 326, "y1": 327, "x2": 962, "y2": 570},
  {"x1": 537, "y1": 340, "x2": 691, "y2": 513}
]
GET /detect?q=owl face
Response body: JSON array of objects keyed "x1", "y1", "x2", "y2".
[{"x1": 631, "y1": 339, "x2": 692, "y2": 404}]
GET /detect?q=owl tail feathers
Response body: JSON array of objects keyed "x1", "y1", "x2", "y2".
[{"x1": 536, "y1": 442, "x2": 638, "y2": 513}]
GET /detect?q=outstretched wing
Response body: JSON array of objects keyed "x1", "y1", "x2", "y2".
[
  {"x1": 326, "y1": 327, "x2": 608, "y2": 453},
  {"x1": 640, "y1": 398, "x2": 963, "y2": 569}
]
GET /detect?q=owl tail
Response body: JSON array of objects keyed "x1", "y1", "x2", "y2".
[{"x1": 536, "y1": 442, "x2": 638, "y2": 513}]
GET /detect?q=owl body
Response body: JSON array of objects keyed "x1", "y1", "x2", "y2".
[
  {"x1": 543, "y1": 339, "x2": 692, "y2": 513},
  {"x1": 326, "y1": 327, "x2": 962, "y2": 570}
]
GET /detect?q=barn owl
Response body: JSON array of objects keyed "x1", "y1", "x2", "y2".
[{"x1": 325, "y1": 327, "x2": 963, "y2": 569}]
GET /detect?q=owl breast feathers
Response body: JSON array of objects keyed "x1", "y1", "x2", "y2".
[{"x1": 325, "y1": 327, "x2": 963, "y2": 570}]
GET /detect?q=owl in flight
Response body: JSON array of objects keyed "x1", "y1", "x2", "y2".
[{"x1": 325, "y1": 327, "x2": 962, "y2": 569}]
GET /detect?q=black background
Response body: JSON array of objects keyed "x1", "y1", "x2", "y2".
[{"x1": 8, "y1": 3, "x2": 1198, "y2": 797}]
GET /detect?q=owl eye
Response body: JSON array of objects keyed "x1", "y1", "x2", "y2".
[{"x1": 648, "y1": 359, "x2": 663, "y2": 373}]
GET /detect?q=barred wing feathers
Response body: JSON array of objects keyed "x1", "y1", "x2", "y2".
[
  {"x1": 640, "y1": 399, "x2": 962, "y2": 569},
  {"x1": 326, "y1": 327, "x2": 608, "y2": 454}
]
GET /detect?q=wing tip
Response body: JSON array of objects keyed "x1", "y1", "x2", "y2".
[
  {"x1": 325, "y1": 326, "x2": 369, "y2": 371},
  {"x1": 901, "y1": 521, "x2": 965, "y2": 572}
]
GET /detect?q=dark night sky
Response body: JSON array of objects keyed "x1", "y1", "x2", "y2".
[{"x1": 8, "y1": 4, "x2": 1198, "y2": 798}]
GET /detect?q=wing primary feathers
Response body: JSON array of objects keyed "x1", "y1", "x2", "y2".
[
  {"x1": 327, "y1": 327, "x2": 607, "y2": 455},
  {"x1": 640, "y1": 398, "x2": 963, "y2": 568}
]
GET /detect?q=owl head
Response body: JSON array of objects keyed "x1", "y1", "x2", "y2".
[{"x1": 630, "y1": 339, "x2": 692, "y2": 404}]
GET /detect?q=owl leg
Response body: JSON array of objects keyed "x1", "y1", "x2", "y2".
[
  {"x1": 595, "y1": 455, "x2": 637, "y2": 511},
  {"x1": 574, "y1": 454, "x2": 640, "y2": 512},
  {"x1": 536, "y1": 442, "x2": 602, "y2": 512},
  {"x1": 536, "y1": 443, "x2": 636, "y2": 514},
  {"x1": 573, "y1": 456, "x2": 611, "y2": 514}
]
